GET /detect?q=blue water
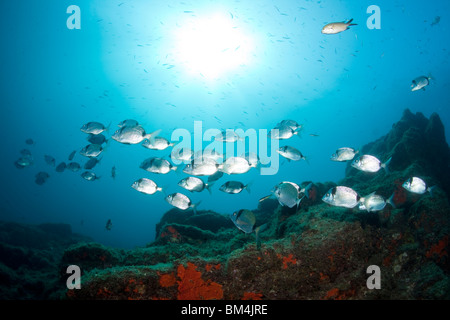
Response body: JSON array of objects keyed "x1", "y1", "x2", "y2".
[{"x1": 1, "y1": 0, "x2": 449, "y2": 248}]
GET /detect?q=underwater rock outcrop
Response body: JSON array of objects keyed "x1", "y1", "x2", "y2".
[{"x1": 2, "y1": 110, "x2": 449, "y2": 300}]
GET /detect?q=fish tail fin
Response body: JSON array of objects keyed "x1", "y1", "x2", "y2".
[
  {"x1": 105, "y1": 122, "x2": 112, "y2": 134},
  {"x1": 347, "y1": 18, "x2": 357, "y2": 26},
  {"x1": 303, "y1": 155, "x2": 310, "y2": 165},
  {"x1": 296, "y1": 196, "x2": 305, "y2": 211},
  {"x1": 255, "y1": 223, "x2": 268, "y2": 250},
  {"x1": 205, "y1": 183, "x2": 214, "y2": 195},
  {"x1": 386, "y1": 193, "x2": 396, "y2": 209},
  {"x1": 381, "y1": 157, "x2": 392, "y2": 174},
  {"x1": 427, "y1": 185, "x2": 437, "y2": 197},
  {"x1": 245, "y1": 181, "x2": 253, "y2": 194},
  {"x1": 145, "y1": 129, "x2": 162, "y2": 141},
  {"x1": 191, "y1": 201, "x2": 202, "y2": 214}
]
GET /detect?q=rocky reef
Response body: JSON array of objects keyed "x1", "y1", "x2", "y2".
[{"x1": 1, "y1": 109, "x2": 449, "y2": 300}]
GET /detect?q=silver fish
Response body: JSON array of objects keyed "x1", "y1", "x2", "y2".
[
  {"x1": 15, "y1": 155, "x2": 33, "y2": 169},
  {"x1": 402, "y1": 177, "x2": 435, "y2": 195},
  {"x1": 220, "y1": 157, "x2": 254, "y2": 174},
  {"x1": 142, "y1": 137, "x2": 173, "y2": 150},
  {"x1": 80, "y1": 122, "x2": 108, "y2": 135},
  {"x1": 411, "y1": 76, "x2": 431, "y2": 91},
  {"x1": 331, "y1": 147, "x2": 359, "y2": 161},
  {"x1": 260, "y1": 181, "x2": 303, "y2": 208},
  {"x1": 81, "y1": 171, "x2": 100, "y2": 181},
  {"x1": 322, "y1": 186, "x2": 360, "y2": 208},
  {"x1": 207, "y1": 170, "x2": 224, "y2": 183},
  {"x1": 67, "y1": 162, "x2": 81, "y2": 172},
  {"x1": 132, "y1": 178, "x2": 162, "y2": 195},
  {"x1": 351, "y1": 155, "x2": 391, "y2": 173},
  {"x1": 80, "y1": 144, "x2": 103, "y2": 158},
  {"x1": 165, "y1": 192, "x2": 200, "y2": 211},
  {"x1": 219, "y1": 181, "x2": 251, "y2": 194},
  {"x1": 194, "y1": 149, "x2": 223, "y2": 163},
  {"x1": 171, "y1": 147, "x2": 194, "y2": 162},
  {"x1": 268, "y1": 124, "x2": 299, "y2": 140},
  {"x1": 277, "y1": 146, "x2": 307, "y2": 161},
  {"x1": 358, "y1": 192, "x2": 387, "y2": 212},
  {"x1": 140, "y1": 157, "x2": 177, "y2": 174},
  {"x1": 241, "y1": 152, "x2": 260, "y2": 168},
  {"x1": 112, "y1": 125, "x2": 159, "y2": 145},
  {"x1": 178, "y1": 177, "x2": 212, "y2": 193},
  {"x1": 322, "y1": 19, "x2": 357, "y2": 34},
  {"x1": 277, "y1": 119, "x2": 303, "y2": 132},
  {"x1": 214, "y1": 130, "x2": 242, "y2": 142},
  {"x1": 183, "y1": 159, "x2": 219, "y2": 176}
]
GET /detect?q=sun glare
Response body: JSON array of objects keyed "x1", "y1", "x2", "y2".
[{"x1": 173, "y1": 13, "x2": 253, "y2": 78}]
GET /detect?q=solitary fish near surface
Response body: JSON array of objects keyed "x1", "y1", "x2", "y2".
[
  {"x1": 411, "y1": 75, "x2": 432, "y2": 92},
  {"x1": 321, "y1": 19, "x2": 357, "y2": 34},
  {"x1": 322, "y1": 186, "x2": 360, "y2": 208}
]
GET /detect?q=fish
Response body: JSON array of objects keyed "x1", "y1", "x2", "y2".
[
  {"x1": 171, "y1": 147, "x2": 194, "y2": 162},
  {"x1": 25, "y1": 138, "x2": 34, "y2": 145},
  {"x1": 194, "y1": 149, "x2": 224, "y2": 163},
  {"x1": 44, "y1": 155, "x2": 56, "y2": 167},
  {"x1": 87, "y1": 133, "x2": 108, "y2": 145},
  {"x1": 80, "y1": 122, "x2": 109, "y2": 135},
  {"x1": 358, "y1": 192, "x2": 387, "y2": 212},
  {"x1": 402, "y1": 177, "x2": 435, "y2": 195},
  {"x1": 411, "y1": 75, "x2": 432, "y2": 91},
  {"x1": 219, "y1": 181, "x2": 251, "y2": 194},
  {"x1": 118, "y1": 119, "x2": 139, "y2": 127},
  {"x1": 268, "y1": 124, "x2": 299, "y2": 140},
  {"x1": 67, "y1": 162, "x2": 81, "y2": 172},
  {"x1": 260, "y1": 181, "x2": 304, "y2": 209},
  {"x1": 241, "y1": 152, "x2": 260, "y2": 168},
  {"x1": 35, "y1": 172, "x2": 50, "y2": 185},
  {"x1": 214, "y1": 130, "x2": 242, "y2": 142},
  {"x1": 84, "y1": 157, "x2": 101, "y2": 170},
  {"x1": 331, "y1": 147, "x2": 359, "y2": 161},
  {"x1": 277, "y1": 120, "x2": 303, "y2": 132},
  {"x1": 142, "y1": 136, "x2": 174, "y2": 150},
  {"x1": 322, "y1": 186, "x2": 360, "y2": 208},
  {"x1": 111, "y1": 166, "x2": 116, "y2": 179},
  {"x1": 277, "y1": 146, "x2": 307, "y2": 162},
  {"x1": 132, "y1": 178, "x2": 163, "y2": 195},
  {"x1": 165, "y1": 192, "x2": 200, "y2": 212},
  {"x1": 140, "y1": 157, "x2": 177, "y2": 174},
  {"x1": 105, "y1": 219, "x2": 112, "y2": 231},
  {"x1": 430, "y1": 16, "x2": 440, "y2": 26},
  {"x1": 351, "y1": 155, "x2": 391, "y2": 173},
  {"x1": 183, "y1": 159, "x2": 219, "y2": 176},
  {"x1": 230, "y1": 209, "x2": 268, "y2": 249},
  {"x1": 220, "y1": 157, "x2": 254, "y2": 175},
  {"x1": 178, "y1": 177, "x2": 213, "y2": 194},
  {"x1": 322, "y1": 19, "x2": 357, "y2": 34},
  {"x1": 81, "y1": 171, "x2": 100, "y2": 181},
  {"x1": 20, "y1": 149, "x2": 32, "y2": 157},
  {"x1": 80, "y1": 144, "x2": 104, "y2": 158},
  {"x1": 207, "y1": 171, "x2": 224, "y2": 183},
  {"x1": 68, "y1": 150, "x2": 77, "y2": 161},
  {"x1": 112, "y1": 125, "x2": 160, "y2": 145},
  {"x1": 55, "y1": 162, "x2": 67, "y2": 173},
  {"x1": 14, "y1": 155, "x2": 33, "y2": 169}
]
